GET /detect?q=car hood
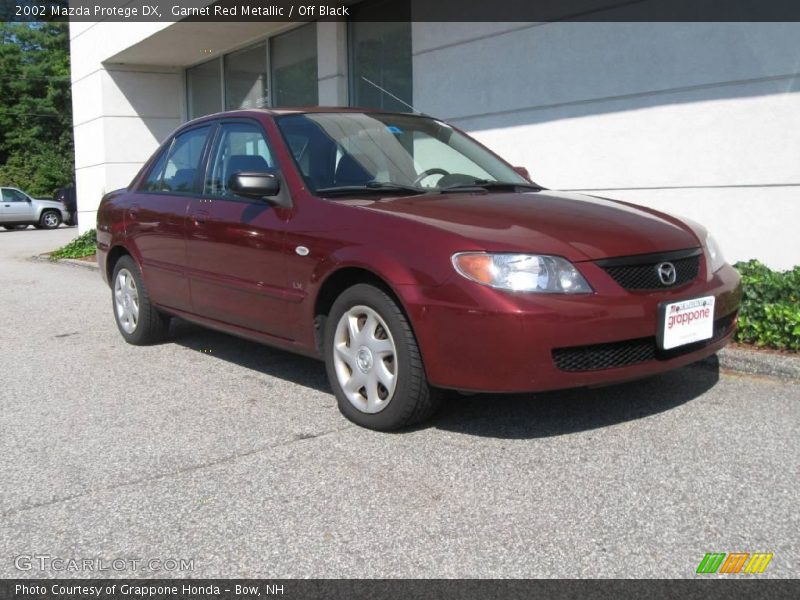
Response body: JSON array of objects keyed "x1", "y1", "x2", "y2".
[
  {"x1": 33, "y1": 198, "x2": 65, "y2": 209},
  {"x1": 349, "y1": 190, "x2": 700, "y2": 261}
]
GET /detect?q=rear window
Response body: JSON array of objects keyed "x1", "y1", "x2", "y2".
[{"x1": 143, "y1": 125, "x2": 212, "y2": 193}]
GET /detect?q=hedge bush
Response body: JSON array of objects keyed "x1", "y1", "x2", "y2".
[
  {"x1": 733, "y1": 260, "x2": 800, "y2": 352},
  {"x1": 50, "y1": 228, "x2": 96, "y2": 260}
]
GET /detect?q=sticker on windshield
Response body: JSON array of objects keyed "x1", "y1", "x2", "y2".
[{"x1": 386, "y1": 125, "x2": 403, "y2": 134}]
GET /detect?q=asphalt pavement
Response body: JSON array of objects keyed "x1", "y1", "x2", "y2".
[{"x1": 1, "y1": 226, "x2": 798, "y2": 578}]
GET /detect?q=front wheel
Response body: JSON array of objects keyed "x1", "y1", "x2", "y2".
[
  {"x1": 38, "y1": 210, "x2": 61, "y2": 229},
  {"x1": 324, "y1": 284, "x2": 440, "y2": 431},
  {"x1": 111, "y1": 256, "x2": 170, "y2": 345}
]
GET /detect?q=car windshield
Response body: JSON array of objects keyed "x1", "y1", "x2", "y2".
[{"x1": 275, "y1": 112, "x2": 534, "y2": 196}]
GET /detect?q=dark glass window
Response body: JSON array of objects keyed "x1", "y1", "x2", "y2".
[
  {"x1": 224, "y1": 42, "x2": 269, "y2": 110},
  {"x1": 349, "y1": 1, "x2": 412, "y2": 111},
  {"x1": 2, "y1": 188, "x2": 28, "y2": 202},
  {"x1": 156, "y1": 126, "x2": 212, "y2": 193},
  {"x1": 142, "y1": 148, "x2": 169, "y2": 191},
  {"x1": 270, "y1": 24, "x2": 318, "y2": 107},
  {"x1": 187, "y1": 59, "x2": 222, "y2": 119}
]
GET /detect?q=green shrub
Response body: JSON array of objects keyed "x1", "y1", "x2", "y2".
[
  {"x1": 50, "y1": 228, "x2": 97, "y2": 260},
  {"x1": 733, "y1": 260, "x2": 800, "y2": 352}
]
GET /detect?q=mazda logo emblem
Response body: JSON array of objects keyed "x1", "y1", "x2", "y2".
[{"x1": 656, "y1": 262, "x2": 677, "y2": 285}]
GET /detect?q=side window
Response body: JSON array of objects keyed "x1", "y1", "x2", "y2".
[
  {"x1": 160, "y1": 125, "x2": 211, "y2": 193},
  {"x1": 2, "y1": 188, "x2": 28, "y2": 202},
  {"x1": 142, "y1": 148, "x2": 169, "y2": 191},
  {"x1": 205, "y1": 122, "x2": 275, "y2": 197}
]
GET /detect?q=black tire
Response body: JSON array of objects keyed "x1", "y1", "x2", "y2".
[
  {"x1": 111, "y1": 255, "x2": 170, "y2": 345},
  {"x1": 39, "y1": 210, "x2": 61, "y2": 229},
  {"x1": 324, "y1": 284, "x2": 441, "y2": 431}
]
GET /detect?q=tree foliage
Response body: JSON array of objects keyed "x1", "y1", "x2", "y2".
[{"x1": 0, "y1": 22, "x2": 73, "y2": 197}]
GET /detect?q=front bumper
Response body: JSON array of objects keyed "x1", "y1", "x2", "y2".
[{"x1": 402, "y1": 263, "x2": 742, "y2": 393}]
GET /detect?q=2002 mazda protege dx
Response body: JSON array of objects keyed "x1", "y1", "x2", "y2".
[{"x1": 97, "y1": 108, "x2": 742, "y2": 430}]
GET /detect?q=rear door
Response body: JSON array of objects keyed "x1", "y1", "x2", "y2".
[
  {"x1": 186, "y1": 119, "x2": 294, "y2": 339},
  {"x1": 126, "y1": 124, "x2": 213, "y2": 313}
]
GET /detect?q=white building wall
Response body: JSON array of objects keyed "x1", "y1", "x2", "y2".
[
  {"x1": 413, "y1": 22, "x2": 800, "y2": 269},
  {"x1": 70, "y1": 19, "x2": 800, "y2": 269},
  {"x1": 70, "y1": 22, "x2": 184, "y2": 232}
]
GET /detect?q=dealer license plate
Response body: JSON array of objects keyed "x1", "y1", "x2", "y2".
[{"x1": 658, "y1": 296, "x2": 716, "y2": 350}]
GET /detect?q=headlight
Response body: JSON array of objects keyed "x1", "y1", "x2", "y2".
[
  {"x1": 705, "y1": 233, "x2": 725, "y2": 273},
  {"x1": 452, "y1": 253, "x2": 592, "y2": 293}
]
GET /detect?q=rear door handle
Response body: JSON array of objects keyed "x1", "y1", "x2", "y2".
[{"x1": 192, "y1": 210, "x2": 209, "y2": 226}]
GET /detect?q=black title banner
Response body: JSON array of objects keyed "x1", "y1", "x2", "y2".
[
  {"x1": 3, "y1": 0, "x2": 800, "y2": 22},
  {"x1": 2, "y1": 579, "x2": 799, "y2": 600}
]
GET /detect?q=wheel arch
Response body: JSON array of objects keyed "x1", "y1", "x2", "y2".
[
  {"x1": 312, "y1": 266, "x2": 415, "y2": 356},
  {"x1": 105, "y1": 245, "x2": 134, "y2": 284}
]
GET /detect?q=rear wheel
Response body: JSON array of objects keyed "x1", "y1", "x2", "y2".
[
  {"x1": 38, "y1": 210, "x2": 61, "y2": 229},
  {"x1": 111, "y1": 256, "x2": 170, "y2": 345},
  {"x1": 324, "y1": 284, "x2": 440, "y2": 431}
]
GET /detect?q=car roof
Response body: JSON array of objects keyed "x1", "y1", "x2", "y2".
[
  {"x1": 244, "y1": 106, "x2": 417, "y2": 116},
  {"x1": 184, "y1": 106, "x2": 429, "y2": 125}
]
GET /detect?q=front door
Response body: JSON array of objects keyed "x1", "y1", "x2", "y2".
[
  {"x1": 186, "y1": 121, "x2": 293, "y2": 339},
  {"x1": 0, "y1": 188, "x2": 35, "y2": 223}
]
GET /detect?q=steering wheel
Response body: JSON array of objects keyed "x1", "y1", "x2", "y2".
[{"x1": 413, "y1": 168, "x2": 450, "y2": 186}]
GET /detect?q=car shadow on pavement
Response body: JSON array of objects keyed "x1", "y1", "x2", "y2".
[
  {"x1": 428, "y1": 358, "x2": 720, "y2": 439},
  {"x1": 170, "y1": 317, "x2": 721, "y2": 439},
  {"x1": 170, "y1": 319, "x2": 332, "y2": 394}
]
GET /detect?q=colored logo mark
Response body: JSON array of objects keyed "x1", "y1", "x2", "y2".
[{"x1": 696, "y1": 552, "x2": 773, "y2": 574}]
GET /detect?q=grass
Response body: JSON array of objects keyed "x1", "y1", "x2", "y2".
[{"x1": 49, "y1": 228, "x2": 97, "y2": 260}]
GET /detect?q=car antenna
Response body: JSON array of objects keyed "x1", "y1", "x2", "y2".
[{"x1": 360, "y1": 76, "x2": 420, "y2": 113}]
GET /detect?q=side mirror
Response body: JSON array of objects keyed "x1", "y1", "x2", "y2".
[
  {"x1": 513, "y1": 166, "x2": 531, "y2": 181},
  {"x1": 228, "y1": 172, "x2": 281, "y2": 200}
]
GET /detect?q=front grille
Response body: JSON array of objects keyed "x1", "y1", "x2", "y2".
[
  {"x1": 598, "y1": 249, "x2": 701, "y2": 290},
  {"x1": 552, "y1": 312, "x2": 737, "y2": 372}
]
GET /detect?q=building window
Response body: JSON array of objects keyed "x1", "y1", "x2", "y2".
[
  {"x1": 224, "y1": 42, "x2": 269, "y2": 111},
  {"x1": 185, "y1": 23, "x2": 322, "y2": 118},
  {"x1": 186, "y1": 58, "x2": 222, "y2": 119},
  {"x1": 270, "y1": 24, "x2": 318, "y2": 107},
  {"x1": 348, "y1": 1, "x2": 412, "y2": 111}
]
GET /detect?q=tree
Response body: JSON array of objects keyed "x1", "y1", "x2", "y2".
[{"x1": 0, "y1": 22, "x2": 73, "y2": 197}]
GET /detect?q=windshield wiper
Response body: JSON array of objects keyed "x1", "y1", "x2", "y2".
[
  {"x1": 440, "y1": 179, "x2": 544, "y2": 193},
  {"x1": 315, "y1": 181, "x2": 429, "y2": 197}
]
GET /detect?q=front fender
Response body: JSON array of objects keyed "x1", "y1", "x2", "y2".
[
  {"x1": 313, "y1": 244, "x2": 427, "y2": 289},
  {"x1": 297, "y1": 244, "x2": 443, "y2": 355}
]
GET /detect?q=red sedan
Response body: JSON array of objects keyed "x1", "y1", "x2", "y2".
[{"x1": 96, "y1": 108, "x2": 742, "y2": 430}]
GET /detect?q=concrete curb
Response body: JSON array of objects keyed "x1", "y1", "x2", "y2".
[
  {"x1": 28, "y1": 253, "x2": 800, "y2": 383},
  {"x1": 31, "y1": 254, "x2": 99, "y2": 271},
  {"x1": 60, "y1": 257, "x2": 99, "y2": 271},
  {"x1": 715, "y1": 346, "x2": 800, "y2": 382}
]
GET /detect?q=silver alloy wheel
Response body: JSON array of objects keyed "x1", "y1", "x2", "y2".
[
  {"x1": 114, "y1": 268, "x2": 140, "y2": 334},
  {"x1": 43, "y1": 212, "x2": 59, "y2": 227},
  {"x1": 332, "y1": 305, "x2": 398, "y2": 414}
]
